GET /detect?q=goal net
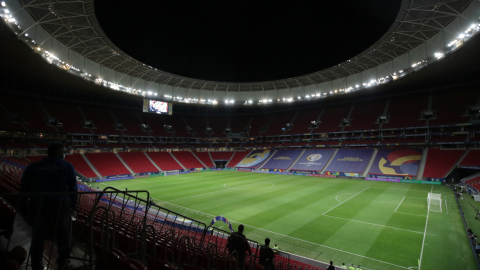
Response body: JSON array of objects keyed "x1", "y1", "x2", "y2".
[
  {"x1": 427, "y1": 193, "x2": 442, "y2": 212},
  {"x1": 164, "y1": 170, "x2": 180, "y2": 177}
]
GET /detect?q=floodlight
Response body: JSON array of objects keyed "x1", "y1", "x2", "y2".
[
  {"x1": 306, "y1": 95, "x2": 310, "y2": 98},
  {"x1": 459, "y1": 34, "x2": 465, "y2": 39},
  {"x1": 25, "y1": 33, "x2": 28, "y2": 36},
  {"x1": 1, "y1": 2, "x2": 6, "y2": 7},
  {"x1": 355, "y1": 85, "x2": 359, "y2": 88}
]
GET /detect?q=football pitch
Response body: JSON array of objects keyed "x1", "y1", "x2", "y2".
[{"x1": 96, "y1": 171, "x2": 474, "y2": 270}]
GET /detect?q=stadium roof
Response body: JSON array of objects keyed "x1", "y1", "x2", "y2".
[{"x1": 17, "y1": 0, "x2": 474, "y2": 92}]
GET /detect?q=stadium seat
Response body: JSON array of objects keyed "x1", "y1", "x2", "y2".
[{"x1": 227, "y1": 151, "x2": 251, "y2": 167}]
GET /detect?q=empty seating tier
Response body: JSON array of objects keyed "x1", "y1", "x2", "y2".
[
  {"x1": 193, "y1": 152, "x2": 214, "y2": 167},
  {"x1": 460, "y1": 150, "x2": 480, "y2": 168},
  {"x1": 85, "y1": 153, "x2": 131, "y2": 176},
  {"x1": 65, "y1": 154, "x2": 98, "y2": 178},
  {"x1": 172, "y1": 151, "x2": 204, "y2": 169},
  {"x1": 146, "y1": 152, "x2": 183, "y2": 171},
  {"x1": 423, "y1": 149, "x2": 464, "y2": 178},
  {"x1": 227, "y1": 151, "x2": 251, "y2": 167},
  {"x1": 118, "y1": 152, "x2": 158, "y2": 173},
  {"x1": 210, "y1": 152, "x2": 234, "y2": 161}
]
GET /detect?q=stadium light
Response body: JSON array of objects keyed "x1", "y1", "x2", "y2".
[
  {"x1": 305, "y1": 95, "x2": 310, "y2": 98},
  {"x1": 1, "y1": 2, "x2": 6, "y2": 7},
  {"x1": 459, "y1": 34, "x2": 465, "y2": 39},
  {"x1": 248, "y1": 100, "x2": 252, "y2": 103},
  {"x1": 355, "y1": 85, "x2": 359, "y2": 88}
]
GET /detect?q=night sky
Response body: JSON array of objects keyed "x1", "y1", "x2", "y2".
[{"x1": 95, "y1": 1, "x2": 401, "y2": 82}]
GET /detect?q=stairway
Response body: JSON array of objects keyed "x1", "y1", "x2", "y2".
[
  {"x1": 259, "y1": 150, "x2": 277, "y2": 169},
  {"x1": 81, "y1": 154, "x2": 102, "y2": 178},
  {"x1": 169, "y1": 152, "x2": 187, "y2": 170},
  {"x1": 191, "y1": 151, "x2": 207, "y2": 167},
  {"x1": 115, "y1": 153, "x2": 135, "y2": 174},
  {"x1": 287, "y1": 149, "x2": 306, "y2": 171},
  {"x1": 416, "y1": 148, "x2": 429, "y2": 180},
  {"x1": 144, "y1": 152, "x2": 162, "y2": 172},
  {"x1": 362, "y1": 149, "x2": 379, "y2": 177},
  {"x1": 321, "y1": 149, "x2": 339, "y2": 174}
]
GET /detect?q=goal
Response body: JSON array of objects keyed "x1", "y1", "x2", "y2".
[
  {"x1": 427, "y1": 193, "x2": 442, "y2": 212},
  {"x1": 164, "y1": 170, "x2": 180, "y2": 177}
]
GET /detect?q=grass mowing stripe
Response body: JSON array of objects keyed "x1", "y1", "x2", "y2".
[{"x1": 322, "y1": 187, "x2": 369, "y2": 215}]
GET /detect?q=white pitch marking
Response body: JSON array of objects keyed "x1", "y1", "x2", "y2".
[
  {"x1": 395, "y1": 196, "x2": 406, "y2": 212},
  {"x1": 322, "y1": 187, "x2": 369, "y2": 215},
  {"x1": 396, "y1": 212, "x2": 427, "y2": 217},
  {"x1": 322, "y1": 214, "x2": 423, "y2": 234},
  {"x1": 405, "y1": 197, "x2": 427, "y2": 200},
  {"x1": 335, "y1": 193, "x2": 353, "y2": 203}
]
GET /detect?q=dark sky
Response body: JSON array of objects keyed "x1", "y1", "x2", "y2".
[{"x1": 95, "y1": 1, "x2": 401, "y2": 82}]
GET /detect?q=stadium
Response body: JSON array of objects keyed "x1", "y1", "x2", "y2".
[{"x1": 1, "y1": 0, "x2": 480, "y2": 269}]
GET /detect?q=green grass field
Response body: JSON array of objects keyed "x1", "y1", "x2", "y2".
[{"x1": 97, "y1": 171, "x2": 475, "y2": 270}]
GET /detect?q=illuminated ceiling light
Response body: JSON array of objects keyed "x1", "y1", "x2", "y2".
[
  {"x1": 36, "y1": 47, "x2": 41, "y2": 51},
  {"x1": 329, "y1": 91, "x2": 333, "y2": 94},
  {"x1": 248, "y1": 100, "x2": 252, "y2": 104},
  {"x1": 154, "y1": 93, "x2": 157, "y2": 96},
  {"x1": 355, "y1": 85, "x2": 359, "y2": 88},
  {"x1": 25, "y1": 33, "x2": 28, "y2": 36},
  {"x1": 1, "y1": 2, "x2": 6, "y2": 7},
  {"x1": 268, "y1": 99, "x2": 272, "y2": 102},
  {"x1": 316, "y1": 93, "x2": 320, "y2": 97},
  {"x1": 305, "y1": 95, "x2": 310, "y2": 98},
  {"x1": 370, "y1": 79, "x2": 376, "y2": 83},
  {"x1": 459, "y1": 34, "x2": 465, "y2": 39}
]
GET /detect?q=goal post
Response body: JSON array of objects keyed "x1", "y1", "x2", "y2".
[
  {"x1": 428, "y1": 193, "x2": 442, "y2": 212},
  {"x1": 164, "y1": 170, "x2": 180, "y2": 177}
]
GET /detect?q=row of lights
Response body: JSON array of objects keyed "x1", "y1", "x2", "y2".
[{"x1": 2, "y1": 1, "x2": 480, "y2": 106}]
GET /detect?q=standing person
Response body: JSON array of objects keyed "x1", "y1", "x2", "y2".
[
  {"x1": 226, "y1": 224, "x2": 252, "y2": 270},
  {"x1": 327, "y1": 261, "x2": 335, "y2": 270},
  {"x1": 340, "y1": 263, "x2": 347, "y2": 269},
  {"x1": 349, "y1": 264, "x2": 356, "y2": 270},
  {"x1": 19, "y1": 143, "x2": 78, "y2": 270},
  {"x1": 259, "y1": 238, "x2": 275, "y2": 270}
]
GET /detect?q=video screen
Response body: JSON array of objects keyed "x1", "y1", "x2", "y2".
[{"x1": 143, "y1": 99, "x2": 173, "y2": 115}]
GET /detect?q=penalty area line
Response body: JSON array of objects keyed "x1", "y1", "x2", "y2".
[{"x1": 395, "y1": 196, "x2": 405, "y2": 212}]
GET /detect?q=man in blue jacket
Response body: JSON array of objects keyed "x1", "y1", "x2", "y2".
[{"x1": 20, "y1": 143, "x2": 78, "y2": 270}]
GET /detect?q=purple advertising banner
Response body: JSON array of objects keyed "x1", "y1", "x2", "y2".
[
  {"x1": 325, "y1": 149, "x2": 374, "y2": 173},
  {"x1": 262, "y1": 149, "x2": 303, "y2": 169},
  {"x1": 290, "y1": 149, "x2": 335, "y2": 171},
  {"x1": 368, "y1": 149, "x2": 422, "y2": 177}
]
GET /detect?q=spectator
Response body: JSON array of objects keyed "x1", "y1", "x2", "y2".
[
  {"x1": 340, "y1": 263, "x2": 347, "y2": 269},
  {"x1": 226, "y1": 224, "x2": 252, "y2": 270},
  {"x1": 273, "y1": 244, "x2": 279, "y2": 254},
  {"x1": 356, "y1": 265, "x2": 362, "y2": 270},
  {"x1": 327, "y1": 261, "x2": 335, "y2": 270},
  {"x1": 19, "y1": 143, "x2": 78, "y2": 270},
  {"x1": 259, "y1": 238, "x2": 275, "y2": 270},
  {"x1": 349, "y1": 264, "x2": 356, "y2": 270}
]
